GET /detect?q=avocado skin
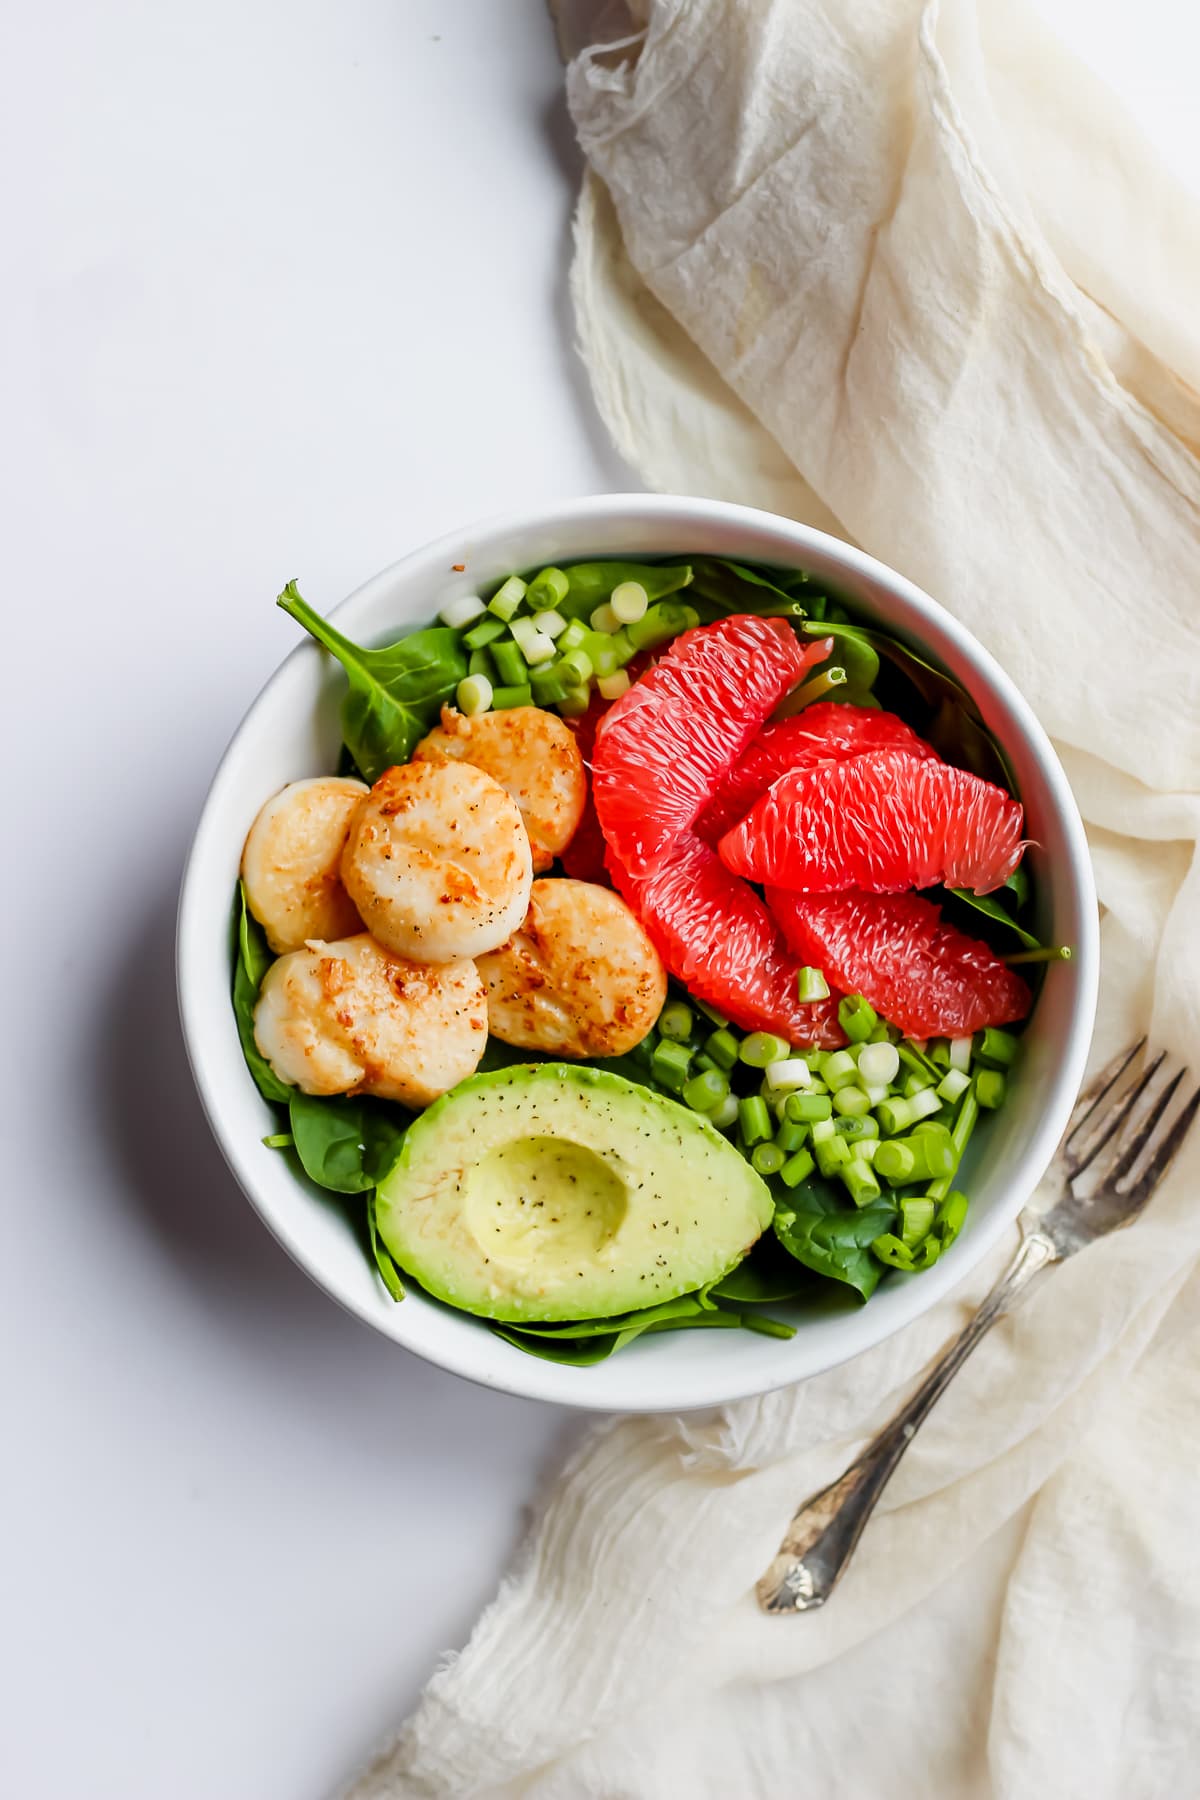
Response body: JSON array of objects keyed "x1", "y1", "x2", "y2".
[{"x1": 376, "y1": 1063, "x2": 773, "y2": 1323}]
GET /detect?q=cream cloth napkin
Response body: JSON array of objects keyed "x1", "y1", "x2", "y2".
[{"x1": 349, "y1": 4, "x2": 1200, "y2": 1793}]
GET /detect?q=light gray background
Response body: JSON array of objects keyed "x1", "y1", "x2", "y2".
[{"x1": 2, "y1": 4, "x2": 1194, "y2": 1796}]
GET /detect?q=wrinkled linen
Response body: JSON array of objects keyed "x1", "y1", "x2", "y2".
[{"x1": 350, "y1": 4, "x2": 1200, "y2": 1794}]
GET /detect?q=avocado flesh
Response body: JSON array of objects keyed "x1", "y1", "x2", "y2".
[{"x1": 376, "y1": 1063, "x2": 773, "y2": 1322}]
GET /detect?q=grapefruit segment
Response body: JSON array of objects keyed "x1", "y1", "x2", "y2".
[
  {"x1": 720, "y1": 748, "x2": 1025, "y2": 894},
  {"x1": 592, "y1": 615, "x2": 812, "y2": 878},
  {"x1": 697, "y1": 704, "x2": 941, "y2": 844},
  {"x1": 767, "y1": 888, "x2": 1032, "y2": 1038},
  {"x1": 615, "y1": 834, "x2": 844, "y2": 1047}
]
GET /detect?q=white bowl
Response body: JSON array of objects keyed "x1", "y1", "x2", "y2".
[{"x1": 177, "y1": 495, "x2": 1098, "y2": 1412}]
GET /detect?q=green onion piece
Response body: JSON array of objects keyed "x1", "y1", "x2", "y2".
[
  {"x1": 694, "y1": 999, "x2": 729, "y2": 1027},
  {"x1": 975, "y1": 1068, "x2": 1007, "y2": 1110},
  {"x1": 857, "y1": 1040, "x2": 900, "y2": 1086},
  {"x1": 833, "y1": 1084, "x2": 871, "y2": 1118},
  {"x1": 841, "y1": 1157, "x2": 882, "y2": 1208},
  {"x1": 438, "y1": 593, "x2": 487, "y2": 630},
  {"x1": 740, "y1": 1031, "x2": 792, "y2": 1069},
  {"x1": 898, "y1": 1043, "x2": 942, "y2": 1084},
  {"x1": 874, "y1": 1140, "x2": 917, "y2": 1184},
  {"x1": 926, "y1": 1090, "x2": 980, "y2": 1203},
  {"x1": 928, "y1": 1039, "x2": 952, "y2": 1068},
  {"x1": 784, "y1": 1090, "x2": 833, "y2": 1123},
  {"x1": 872, "y1": 1232, "x2": 916, "y2": 1270},
  {"x1": 658, "y1": 1000, "x2": 694, "y2": 1042},
  {"x1": 589, "y1": 602, "x2": 620, "y2": 634},
  {"x1": 683, "y1": 1068, "x2": 728, "y2": 1113},
  {"x1": 908, "y1": 1089, "x2": 943, "y2": 1124},
  {"x1": 538, "y1": 609, "x2": 568, "y2": 640},
  {"x1": 814, "y1": 1130, "x2": 851, "y2": 1178},
  {"x1": 834, "y1": 1114, "x2": 879, "y2": 1143},
  {"x1": 527, "y1": 566, "x2": 570, "y2": 611},
  {"x1": 936, "y1": 1066, "x2": 972, "y2": 1104},
  {"x1": 650, "y1": 1039, "x2": 693, "y2": 1092},
  {"x1": 796, "y1": 965, "x2": 831, "y2": 1003},
  {"x1": 838, "y1": 994, "x2": 878, "y2": 1043},
  {"x1": 530, "y1": 665, "x2": 571, "y2": 707},
  {"x1": 456, "y1": 674, "x2": 493, "y2": 717},
  {"x1": 509, "y1": 616, "x2": 557, "y2": 666},
  {"x1": 751, "y1": 1141, "x2": 786, "y2": 1176},
  {"x1": 558, "y1": 685, "x2": 591, "y2": 717},
  {"x1": 611, "y1": 580, "x2": 650, "y2": 624},
  {"x1": 738, "y1": 1095, "x2": 773, "y2": 1146},
  {"x1": 822, "y1": 1050, "x2": 860, "y2": 1092},
  {"x1": 774, "y1": 1119, "x2": 809, "y2": 1154},
  {"x1": 262, "y1": 1131, "x2": 293, "y2": 1149},
  {"x1": 788, "y1": 666, "x2": 848, "y2": 710},
  {"x1": 491, "y1": 683, "x2": 532, "y2": 710},
  {"x1": 628, "y1": 1031, "x2": 657, "y2": 1070},
  {"x1": 710, "y1": 1092, "x2": 740, "y2": 1131},
  {"x1": 559, "y1": 647, "x2": 594, "y2": 686},
  {"x1": 901, "y1": 1198, "x2": 936, "y2": 1246},
  {"x1": 903, "y1": 1070, "x2": 934, "y2": 1097},
  {"x1": 626, "y1": 601, "x2": 700, "y2": 652},
  {"x1": 705, "y1": 1028, "x2": 741, "y2": 1071},
  {"x1": 948, "y1": 1034, "x2": 974, "y2": 1072},
  {"x1": 597, "y1": 670, "x2": 631, "y2": 701},
  {"x1": 875, "y1": 1096, "x2": 914, "y2": 1136},
  {"x1": 491, "y1": 638, "x2": 528, "y2": 688},
  {"x1": 693, "y1": 1052, "x2": 719, "y2": 1074},
  {"x1": 764, "y1": 1057, "x2": 812, "y2": 1092},
  {"x1": 1003, "y1": 945, "x2": 1073, "y2": 965},
  {"x1": 936, "y1": 1190, "x2": 970, "y2": 1246},
  {"x1": 468, "y1": 646, "x2": 496, "y2": 681},
  {"x1": 855, "y1": 1138, "x2": 880, "y2": 1164},
  {"x1": 779, "y1": 1146, "x2": 816, "y2": 1188},
  {"x1": 487, "y1": 575, "x2": 527, "y2": 621},
  {"x1": 977, "y1": 1027, "x2": 1019, "y2": 1068},
  {"x1": 462, "y1": 614, "x2": 508, "y2": 651},
  {"x1": 558, "y1": 619, "x2": 588, "y2": 652}
]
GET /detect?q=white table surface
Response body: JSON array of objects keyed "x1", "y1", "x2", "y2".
[{"x1": 2, "y1": 5, "x2": 1194, "y2": 1797}]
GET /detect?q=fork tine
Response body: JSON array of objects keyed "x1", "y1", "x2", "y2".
[
  {"x1": 1064, "y1": 1038, "x2": 1147, "y2": 1149},
  {"x1": 1110, "y1": 1080, "x2": 1200, "y2": 1202},
  {"x1": 1103, "y1": 1067, "x2": 1185, "y2": 1188},
  {"x1": 1067, "y1": 1048, "x2": 1166, "y2": 1178}
]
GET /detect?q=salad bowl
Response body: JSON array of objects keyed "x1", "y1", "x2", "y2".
[{"x1": 177, "y1": 494, "x2": 1098, "y2": 1411}]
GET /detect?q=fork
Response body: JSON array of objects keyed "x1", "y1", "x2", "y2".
[{"x1": 756, "y1": 1039, "x2": 1200, "y2": 1614}]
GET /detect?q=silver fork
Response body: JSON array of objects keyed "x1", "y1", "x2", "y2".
[{"x1": 757, "y1": 1039, "x2": 1200, "y2": 1614}]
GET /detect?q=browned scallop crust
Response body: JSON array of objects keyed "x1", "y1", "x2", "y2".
[
  {"x1": 477, "y1": 878, "x2": 667, "y2": 1058},
  {"x1": 241, "y1": 776, "x2": 367, "y2": 953},
  {"x1": 413, "y1": 705, "x2": 586, "y2": 872}
]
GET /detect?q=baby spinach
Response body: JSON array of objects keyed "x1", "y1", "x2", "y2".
[
  {"x1": 492, "y1": 1286, "x2": 794, "y2": 1363},
  {"x1": 712, "y1": 1235, "x2": 814, "y2": 1304},
  {"x1": 774, "y1": 1181, "x2": 898, "y2": 1301},
  {"x1": 367, "y1": 1194, "x2": 406, "y2": 1302},
  {"x1": 277, "y1": 581, "x2": 466, "y2": 782},
  {"x1": 288, "y1": 1090, "x2": 410, "y2": 1195},
  {"x1": 689, "y1": 557, "x2": 813, "y2": 620},
  {"x1": 946, "y1": 886, "x2": 1044, "y2": 951},
  {"x1": 232, "y1": 883, "x2": 292, "y2": 1106},
  {"x1": 558, "y1": 561, "x2": 693, "y2": 620}
]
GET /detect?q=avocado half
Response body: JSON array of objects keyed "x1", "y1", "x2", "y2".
[{"x1": 376, "y1": 1063, "x2": 773, "y2": 1323}]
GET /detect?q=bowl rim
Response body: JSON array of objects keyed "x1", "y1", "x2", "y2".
[{"x1": 177, "y1": 492, "x2": 1099, "y2": 1412}]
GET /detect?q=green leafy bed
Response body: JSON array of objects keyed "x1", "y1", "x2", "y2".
[{"x1": 234, "y1": 557, "x2": 1063, "y2": 1364}]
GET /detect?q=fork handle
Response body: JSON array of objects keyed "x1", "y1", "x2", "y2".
[{"x1": 756, "y1": 1229, "x2": 1057, "y2": 1613}]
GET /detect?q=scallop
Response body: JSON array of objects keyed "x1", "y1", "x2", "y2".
[
  {"x1": 241, "y1": 776, "x2": 367, "y2": 953},
  {"x1": 340, "y1": 760, "x2": 533, "y2": 962},
  {"x1": 477, "y1": 878, "x2": 667, "y2": 1058},
  {"x1": 413, "y1": 705, "x2": 586, "y2": 873},
  {"x1": 252, "y1": 933, "x2": 487, "y2": 1107}
]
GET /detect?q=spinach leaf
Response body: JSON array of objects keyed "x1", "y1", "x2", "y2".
[
  {"x1": 946, "y1": 886, "x2": 1044, "y2": 952},
  {"x1": 497, "y1": 1290, "x2": 717, "y2": 1342},
  {"x1": 277, "y1": 581, "x2": 466, "y2": 782},
  {"x1": 689, "y1": 557, "x2": 814, "y2": 620},
  {"x1": 232, "y1": 882, "x2": 292, "y2": 1105},
  {"x1": 558, "y1": 561, "x2": 693, "y2": 620},
  {"x1": 712, "y1": 1235, "x2": 814, "y2": 1304},
  {"x1": 492, "y1": 1286, "x2": 795, "y2": 1362},
  {"x1": 491, "y1": 1327, "x2": 624, "y2": 1366},
  {"x1": 774, "y1": 1180, "x2": 897, "y2": 1301},
  {"x1": 288, "y1": 1090, "x2": 410, "y2": 1195},
  {"x1": 367, "y1": 1193, "x2": 406, "y2": 1302}
]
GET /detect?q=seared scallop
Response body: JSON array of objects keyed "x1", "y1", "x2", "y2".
[
  {"x1": 477, "y1": 878, "x2": 667, "y2": 1058},
  {"x1": 241, "y1": 776, "x2": 367, "y2": 953},
  {"x1": 340, "y1": 761, "x2": 533, "y2": 963},
  {"x1": 413, "y1": 705, "x2": 586, "y2": 873},
  {"x1": 253, "y1": 933, "x2": 487, "y2": 1107}
]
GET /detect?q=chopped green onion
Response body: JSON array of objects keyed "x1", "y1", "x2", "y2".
[
  {"x1": 796, "y1": 965, "x2": 830, "y2": 1003},
  {"x1": 468, "y1": 646, "x2": 496, "y2": 681},
  {"x1": 927, "y1": 1039, "x2": 951, "y2": 1068},
  {"x1": 833, "y1": 1084, "x2": 871, "y2": 1118},
  {"x1": 788, "y1": 666, "x2": 848, "y2": 709},
  {"x1": 462, "y1": 614, "x2": 508, "y2": 651},
  {"x1": 509, "y1": 617, "x2": 556, "y2": 665},
  {"x1": 901, "y1": 1198, "x2": 936, "y2": 1245},
  {"x1": 558, "y1": 685, "x2": 591, "y2": 717},
  {"x1": 530, "y1": 665, "x2": 571, "y2": 708},
  {"x1": 658, "y1": 1000, "x2": 694, "y2": 1041},
  {"x1": 874, "y1": 1140, "x2": 917, "y2": 1184},
  {"x1": 559, "y1": 648, "x2": 594, "y2": 686},
  {"x1": 705, "y1": 1028, "x2": 741, "y2": 1071},
  {"x1": 908, "y1": 1089, "x2": 943, "y2": 1123},
  {"x1": 834, "y1": 1114, "x2": 879, "y2": 1143},
  {"x1": 738, "y1": 1096, "x2": 773, "y2": 1146},
  {"x1": 651, "y1": 1039, "x2": 693, "y2": 1092},
  {"x1": 764, "y1": 1057, "x2": 812, "y2": 1092},
  {"x1": 841, "y1": 1157, "x2": 882, "y2": 1208},
  {"x1": 597, "y1": 670, "x2": 631, "y2": 701},
  {"x1": 538, "y1": 609, "x2": 569, "y2": 640},
  {"x1": 710, "y1": 1092, "x2": 741, "y2": 1131},
  {"x1": 694, "y1": 999, "x2": 729, "y2": 1027},
  {"x1": 491, "y1": 638, "x2": 528, "y2": 688},
  {"x1": 784, "y1": 1090, "x2": 832, "y2": 1123},
  {"x1": 611, "y1": 580, "x2": 650, "y2": 624},
  {"x1": 903, "y1": 1070, "x2": 934, "y2": 1098},
  {"x1": 855, "y1": 1137, "x2": 880, "y2": 1164},
  {"x1": 872, "y1": 1232, "x2": 916, "y2": 1270},
  {"x1": 814, "y1": 1130, "x2": 851, "y2": 1177},
  {"x1": 898, "y1": 1043, "x2": 942, "y2": 1084},
  {"x1": 948, "y1": 1035, "x2": 974, "y2": 1072},
  {"x1": 740, "y1": 1032, "x2": 792, "y2": 1069},
  {"x1": 926, "y1": 1090, "x2": 980, "y2": 1203},
  {"x1": 862, "y1": 1082, "x2": 890, "y2": 1106},
  {"x1": 857, "y1": 1040, "x2": 900, "y2": 1086},
  {"x1": 439, "y1": 593, "x2": 486, "y2": 629},
  {"x1": 936, "y1": 1066, "x2": 972, "y2": 1104},
  {"x1": 487, "y1": 575, "x2": 527, "y2": 621},
  {"x1": 775, "y1": 1119, "x2": 809, "y2": 1154},
  {"x1": 527, "y1": 566, "x2": 570, "y2": 611},
  {"x1": 262, "y1": 1131, "x2": 293, "y2": 1149},
  {"x1": 683, "y1": 1069, "x2": 729, "y2": 1112},
  {"x1": 558, "y1": 619, "x2": 588, "y2": 652},
  {"x1": 492, "y1": 683, "x2": 532, "y2": 710},
  {"x1": 977, "y1": 1027, "x2": 1019, "y2": 1068},
  {"x1": 838, "y1": 994, "x2": 878, "y2": 1043},
  {"x1": 626, "y1": 601, "x2": 700, "y2": 652},
  {"x1": 589, "y1": 602, "x2": 620, "y2": 633},
  {"x1": 456, "y1": 674, "x2": 493, "y2": 717},
  {"x1": 875, "y1": 1096, "x2": 914, "y2": 1136},
  {"x1": 751, "y1": 1141, "x2": 786, "y2": 1176},
  {"x1": 822, "y1": 1050, "x2": 860, "y2": 1092},
  {"x1": 975, "y1": 1068, "x2": 1007, "y2": 1110},
  {"x1": 937, "y1": 1190, "x2": 969, "y2": 1246},
  {"x1": 779, "y1": 1147, "x2": 816, "y2": 1188}
]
